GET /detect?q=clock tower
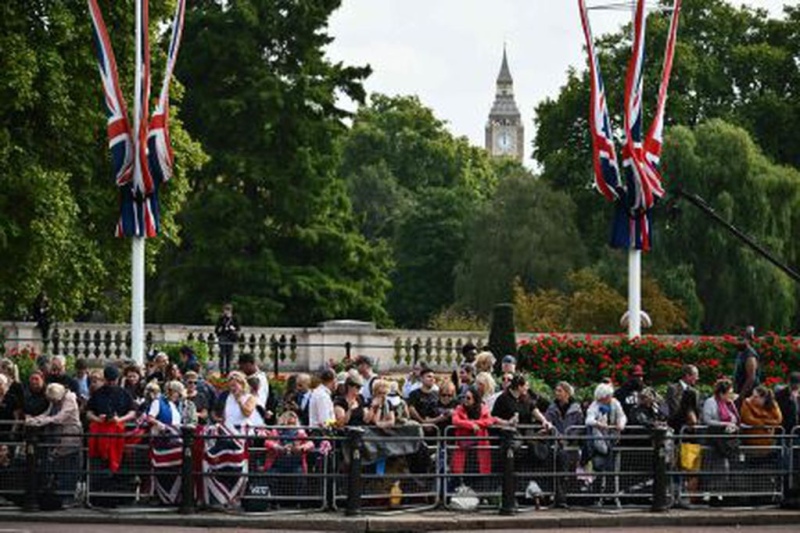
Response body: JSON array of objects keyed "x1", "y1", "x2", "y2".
[{"x1": 485, "y1": 47, "x2": 524, "y2": 162}]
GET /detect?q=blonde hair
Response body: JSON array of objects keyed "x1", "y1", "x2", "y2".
[
  {"x1": 0, "y1": 373, "x2": 9, "y2": 393},
  {"x1": 228, "y1": 370, "x2": 249, "y2": 388},
  {"x1": 475, "y1": 372, "x2": 496, "y2": 396},
  {"x1": 165, "y1": 380, "x2": 186, "y2": 399},
  {"x1": 145, "y1": 380, "x2": 161, "y2": 397},
  {"x1": 279, "y1": 410, "x2": 299, "y2": 425},
  {"x1": 45, "y1": 383, "x2": 67, "y2": 402},
  {"x1": 372, "y1": 379, "x2": 391, "y2": 397},
  {"x1": 475, "y1": 351, "x2": 496, "y2": 373}
]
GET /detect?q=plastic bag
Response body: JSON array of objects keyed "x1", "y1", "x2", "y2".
[
  {"x1": 450, "y1": 483, "x2": 479, "y2": 511},
  {"x1": 680, "y1": 442, "x2": 702, "y2": 471}
]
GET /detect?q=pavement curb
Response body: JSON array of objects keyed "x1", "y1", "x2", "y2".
[{"x1": 2, "y1": 508, "x2": 800, "y2": 531}]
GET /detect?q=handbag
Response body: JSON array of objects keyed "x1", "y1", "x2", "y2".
[{"x1": 679, "y1": 442, "x2": 702, "y2": 471}]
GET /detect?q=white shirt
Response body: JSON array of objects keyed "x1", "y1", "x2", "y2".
[
  {"x1": 223, "y1": 392, "x2": 263, "y2": 430},
  {"x1": 251, "y1": 370, "x2": 269, "y2": 408},
  {"x1": 148, "y1": 396, "x2": 182, "y2": 426},
  {"x1": 308, "y1": 384, "x2": 335, "y2": 428},
  {"x1": 360, "y1": 372, "x2": 377, "y2": 403}
]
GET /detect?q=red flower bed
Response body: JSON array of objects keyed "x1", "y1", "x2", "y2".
[{"x1": 516, "y1": 333, "x2": 800, "y2": 388}]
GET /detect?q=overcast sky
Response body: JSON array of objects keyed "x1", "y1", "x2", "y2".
[{"x1": 326, "y1": 0, "x2": 790, "y2": 166}]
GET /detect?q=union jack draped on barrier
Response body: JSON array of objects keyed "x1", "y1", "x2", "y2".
[
  {"x1": 579, "y1": 0, "x2": 682, "y2": 251},
  {"x1": 202, "y1": 423, "x2": 250, "y2": 506},
  {"x1": 87, "y1": 0, "x2": 186, "y2": 238},
  {"x1": 150, "y1": 425, "x2": 183, "y2": 504}
]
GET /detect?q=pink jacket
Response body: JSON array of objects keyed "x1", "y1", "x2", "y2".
[{"x1": 451, "y1": 404, "x2": 496, "y2": 475}]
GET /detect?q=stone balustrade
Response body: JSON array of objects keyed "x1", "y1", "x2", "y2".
[{"x1": 0, "y1": 320, "x2": 486, "y2": 373}]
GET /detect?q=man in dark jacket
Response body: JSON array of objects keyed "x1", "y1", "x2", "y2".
[
  {"x1": 614, "y1": 365, "x2": 645, "y2": 419},
  {"x1": 214, "y1": 303, "x2": 240, "y2": 375}
]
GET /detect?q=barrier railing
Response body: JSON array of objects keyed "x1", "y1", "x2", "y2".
[
  {"x1": 1, "y1": 421, "x2": 798, "y2": 514},
  {"x1": 674, "y1": 425, "x2": 786, "y2": 506}
]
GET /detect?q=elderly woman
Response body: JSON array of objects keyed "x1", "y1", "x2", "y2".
[
  {"x1": 147, "y1": 380, "x2": 189, "y2": 428},
  {"x1": 584, "y1": 382, "x2": 627, "y2": 501},
  {"x1": 25, "y1": 383, "x2": 83, "y2": 498}
]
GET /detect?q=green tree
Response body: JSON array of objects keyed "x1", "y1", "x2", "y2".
[
  {"x1": 338, "y1": 93, "x2": 502, "y2": 327},
  {"x1": 0, "y1": 1, "x2": 203, "y2": 321},
  {"x1": 151, "y1": 0, "x2": 390, "y2": 326},
  {"x1": 454, "y1": 169, "x2": 587, "y2": 317},
  {"x1": 388, "y1": 187, "x2": 475, "y2": 328},
  {"x1": 534, "y1": 0, "x2": 800, "y2": 333},
  {"x1": 656, "y1": 120, "x2": 800, "y2": 333},
  {"x1": 340, "y1": 93, "x2": 498, "y2": 242}
]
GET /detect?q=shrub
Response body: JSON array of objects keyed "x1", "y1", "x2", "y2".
[
  {"x1": 517, "y1": 333, "x2": 798, "y2": 388},
  {"x1": 155, "y1": 340, "x2": 210, "y2": 368},
  {"x1": 488, "y1": 303, "x2": 516, "y2": 366},
  {"x1": 7, "y1": 345, "x2": 38, "y2": 383}
]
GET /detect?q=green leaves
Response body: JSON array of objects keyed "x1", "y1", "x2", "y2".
[{"x1": 150, "y1": 0, "x2": 388, "y2": 327}]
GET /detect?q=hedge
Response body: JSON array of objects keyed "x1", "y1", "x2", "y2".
[{"x1": 517, "y1": 333, "x2": 799, "y2": 389}]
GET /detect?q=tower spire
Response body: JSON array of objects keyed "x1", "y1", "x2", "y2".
[{"x1": 497, "y1": 45, "x2": 513, "y2": 84}]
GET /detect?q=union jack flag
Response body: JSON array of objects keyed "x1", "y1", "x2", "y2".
[
  {"x1": 89, "y1": 0, "x2": 186, "y2": 238},
  {"x1": 201, "y1": 423, "x2": 250, "y2": 506},
  {"x1": 87, "y1": 0, "x2": 133, "y2": 187},
  {"x1": 578, "y1": 0, "x2": 622, "y2": 202},
  {"x1": 150, "y1": 425, "x2": 183, "y2": 504},
  {"x1": 148, "y1": 0, "x2": 186, "y2": 187},
  {"x1": 580, "y1": 0, "x2": 681, "y2": 252}
]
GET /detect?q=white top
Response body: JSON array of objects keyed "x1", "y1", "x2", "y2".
[
  {"x1": 586, "y1": 398, "x2": 627, "y2": 431},
  {"x1": 223, "y1": 392, "x2": 263, "y2": 429},
  {"x1": 148, "y1": 397, "x2": 182, "y2": 426},
  {"x1": 485, "y1": 391, "x2": 502, "y2": 413},
  {"x1": 360, "y1": 373, "x2": 377, "y2": 403},
  {"x1": 308, "y1": 384, "x2": 335, "y2": 428},
  {"x1": 251, "y1": 370, "x2": 269, "y2": 408}
]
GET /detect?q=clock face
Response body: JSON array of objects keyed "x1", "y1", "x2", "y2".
[{"x1": 495, "y1": 128, "x2": 515, "y2": 154}]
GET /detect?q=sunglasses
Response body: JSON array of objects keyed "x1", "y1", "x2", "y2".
[{"x1": 186, "y1": 380, "x2": 198, "y2": 385}]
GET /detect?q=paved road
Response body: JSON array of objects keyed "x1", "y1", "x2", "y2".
[
  {"x1": 2, "y1": 525, "x2": 800, "y2": 533},
  {"x1": 439, "y1": 529, "x2": 800, "y2": 533}
]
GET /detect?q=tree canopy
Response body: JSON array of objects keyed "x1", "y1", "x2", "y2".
[
  {"x1": 533, "y1": 0, "x2": 800, "y2": 333},
  {"x1": 0, "y1": 0, "x2": 203, "y2": 322},
  {"x1": 149, "y1": 0, "x2": 390, "y2": 326}
]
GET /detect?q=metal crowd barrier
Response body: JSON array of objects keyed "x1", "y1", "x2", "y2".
[
  {"x1": 0, "y1": 420, "x2": 26, "y2": 506},
  {"x1": 557, "y1": 425, "x2": 668, "y2": 508},
  {"x1": 791, "y1": 426, "x2": 800, "y2": 493},
  {"x1": 332, "y1": 424, "x2": 439, "y2": 512},
  {"x1": 3, "y1": 419, "x2": 800, "y2": 514},
  {"x1": 675, "y1": 425, "x2": 786, "y2": 506},
  {"x1": 441, "y1": 425, "x2": 502, "y2": 510}
]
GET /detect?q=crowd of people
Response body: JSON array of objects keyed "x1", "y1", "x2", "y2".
[{"x1": 0, "y1": 327, "x2": 798, "y2": 510}]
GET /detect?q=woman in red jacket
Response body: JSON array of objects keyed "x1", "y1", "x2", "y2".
[{"x1": 451, "y1": 386, "x2": 497, "y2": 476}]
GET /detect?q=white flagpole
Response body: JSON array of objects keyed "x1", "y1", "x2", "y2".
[
  {"x1": 627, "y1": 0, "x2": 641, "y2": 341},
  {"x1": 628, "y1": 249, "x2": 642, "y2": 339},
  {"x1": 131, "y1": 0, "x2": 145, "y2": 366}
]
